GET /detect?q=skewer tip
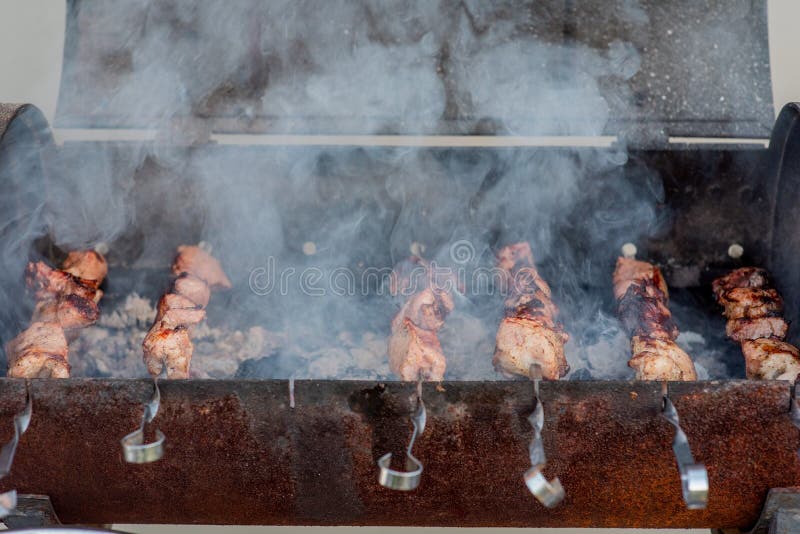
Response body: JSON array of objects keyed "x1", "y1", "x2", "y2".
[
  {"x1": 94, "y1": 242, "x2": 109, "y2": 255},
  {"x1": 727, "y1": 243, "x2": 744, "y2": 259},
  {"x1": 621, "y1": 243, "x2": 637, "y2": 259},
  {"x1": 302, "y1": 241, "x2": 317, "y2": 256}
]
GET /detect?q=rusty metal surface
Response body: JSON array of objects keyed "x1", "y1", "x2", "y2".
[{"x1": 0, "y1": 379, "x2": 793, "y2": 527}]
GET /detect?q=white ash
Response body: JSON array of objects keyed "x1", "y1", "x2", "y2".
[
  {"x1": 71, "y1": 293, "x2": 277, "y2": 378},
  {"x1": 69, "y1": 292, "x2": 391, "y2": 379},
  {"x1": 97, "y1": 293, "x2": 155, "y2": 329},
  {"x1": 675, "y1": 330, "x2": 727, "y2": 379},
  {"x1": 566, "y1": 311, "x2": 634, "y2": 380}
]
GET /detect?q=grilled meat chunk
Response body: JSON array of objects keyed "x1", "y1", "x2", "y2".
[
  {"x1": 388, "y1": 318, "x2": 446, "y2": 381},
  {"x1": 25, "y1": 261, "x2": 98, "y2": 303},
  {"x1": 32, "y1": 294, "x2": 100, "y2": 330},
  {"x1": 386, "y1": 256, "x2": 453, "y2": 381},
  {"x1": 10, "y1": 250, "x2": 108, "y2": 378},
  {"x1": 6, "y1": 322, "x2": 69, "y2": 378},
  {"x1": 172, "y1": 273, "x2": 211, "y2": 308},
  {"x1": 6, "y1": 321, "x2": 68, "y2": 359},
  {"x1": 8, "y1": 351, "x2": 70, "y2": 378},
  {"x1": 712, "y1": 267, "x2": 769, "y2": 302},
  {"x1": 391, "y1": 287, "x2": 454, "y2": 332},
  {"x1": 629, "y1": 335, "x2": 697, "y2": 381},
  {"x1": 617, "y1": 281, "x2": 679, "y2": 341},
  {"x1": 613, "y1": 257, "x2": 669, "y2": 302},
  {"x1": 741, "y1": 338, "x2": 800, "y2": 380},
  {"x1": 725, "y1": 316, "x2": 789, "y2": 342},
  {"x1": 173, "y1": 245, "x2": 232, "y2": 289},
  {"x1": 494, "y1": 316, "x2": 569, "y2": 379},
  {"x1": 61, "y1": 250, "x2": 108, "y2": 286},
  {"x1": 155, "y1": 294, "x2": 206, "y2": 328},
  {"x1": 142, "y1": 326, "x2": 193, "y2": 379},
  {"x1": 493, "y1": 242, "x2": 569, "y2": 380},
  {"x1": 717, "y1": 287, "x2": 783, "y2": 320}
]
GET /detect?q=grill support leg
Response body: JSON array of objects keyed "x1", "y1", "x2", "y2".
[
  {"x1": 712, "y1": 487, "x2": 800, "y2": 534},
  {"x1": 1, "y1": 494, "x2": 60, "y2": 529}
]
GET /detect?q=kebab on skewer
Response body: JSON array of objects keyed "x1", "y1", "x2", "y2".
[
  {"x1": 142, "y1": 244, "x2": 231, "y2": 379},
  {"x1": 387, "y1": 256, "x2": 453, "y2": 381},
  {"x1": 6, "y1": 250, "x2": 108, "y2": 378},
  {"x1": 713, "y1": 267, "x2": 800, "y2": 380},
  {"x1": 613, "y1": 256, "x2": 697, "y2": 380},
  {"x1": 493, "y1": 242, "x2": 569, "y2": 380}
]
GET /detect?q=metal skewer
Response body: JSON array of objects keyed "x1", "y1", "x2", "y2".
[
  {"x1": 661, "y1": 382, "x2": 708, "y2": 509},
  {"x1": 121, "y1": 375, "x2": 165, "y2": 464},
  {"x1": 0, "y1": 384, "x2": 32, "y2": 517},
  {"x1": 523, "y1": 364, "x2": 565, "y2": 508},
  {"x1": 377, "y1": 375, "x2": 426, "y2": 491}
]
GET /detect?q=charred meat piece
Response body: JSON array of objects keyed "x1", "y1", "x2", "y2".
[
  {"x1": 726, "y1": 316, "x2": 789, "y2": 342},
  {"x1": 714, "y1": 266, "x2": 800, "y2": 381},
  {"x1": 712, "y1": 267, "x2": 769, "y2": 301},
  {"x1": 32, "y1": 294, "x2": 100, "y2": 330},
  {"x1": 25, "y1": 261, "x2": 98, "y2": 303},
  {"x1": 717, "y1": 287, "x2": 783, "y2": 320},
  {"x1": 617, "y1": 281, "x2": 679, "y2": 341},
  {"x1": 613, "y1": 257, "x2": 697, "y2": 380},
  {"x1": 741, "y1": 338, "x2": 800, "y2": 380},
  {"x1": 144, "y1": 244, "x2": 230, "y2": 379},
  {"x1": 61, "y1": 250, "x2": 108, "y2": 287},
  {"x1": 6, "y1": 322, "x2": 69, "y2": 378},
  {"x1": 629, "y1": 335, "x2": 697, "y2": 381},
  {"x1": 172, "y1": 245, "x2": 232, "y2": 289},
  {"x1": 388, "y1": 318, "x2": 446, "y2": 381},
  {"x1": 493, "y1": 242, "x2": 569, "y2": 380}
]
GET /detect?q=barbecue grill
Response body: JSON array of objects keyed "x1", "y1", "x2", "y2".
[{"x1": 0, "y1": 0, "x2": 799, "y2": 531}]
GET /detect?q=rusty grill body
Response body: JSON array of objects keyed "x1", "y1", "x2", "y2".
[{"x1": 1, "y1": 0, "x2": 800, "y2": 530}]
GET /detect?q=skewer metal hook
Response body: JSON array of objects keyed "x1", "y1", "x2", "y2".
[
  {"x1": 661, "y1": 382, "x2": 708, "y2": 509},
  {"x1": 377, "y1": 376, "x2": 426, "y2": 491},
  {"x1": 121, "y1": 376, "x2": 165, "y2": 464},
  {"x1": 523, "y1": 364, "x2": 565, "y2": 508},
  {"x1": 0, "y1": 383, "x2": 32, "y2": 518}
]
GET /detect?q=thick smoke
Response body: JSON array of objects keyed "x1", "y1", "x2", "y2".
[{"x1": 0, "y1": 0, "x2": 743, "y2": 380}]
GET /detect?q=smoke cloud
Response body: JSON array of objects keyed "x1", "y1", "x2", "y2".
[{"x1": 0, "y1": 0, "x2": 748, "y2": 380}]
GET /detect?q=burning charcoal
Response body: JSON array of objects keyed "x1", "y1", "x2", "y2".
[{"x1": 235, "y1": 351, "x2": 306, "y2": 379}]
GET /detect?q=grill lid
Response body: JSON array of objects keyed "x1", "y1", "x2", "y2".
[{"x1": 56, "y1": 0, "x2": 773, "y2": 141}]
